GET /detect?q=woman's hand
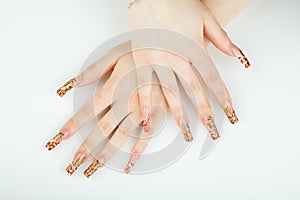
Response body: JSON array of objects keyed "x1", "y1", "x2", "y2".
[
  {"x1": 46, "y1": 48, "x2": 196, "y2": 176},
  {"x1": 46, "y1": 0, "x2": 252, "y2": 177},
  {"x1": 129, "y1": 0, "x2": 250, "y2": 135}
]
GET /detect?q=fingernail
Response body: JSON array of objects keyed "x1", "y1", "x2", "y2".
[
  {"x1": 124, "y1": 152, "x2": 140, "y2": 174},
  {"x1": 66, "y1": 155, "x2": 86, "y2": 176},
  {"x1": 143, "y1": 107, "x2": 151, "y2": 133},
  {"x1": 206, "y1": 117, "x2": 220, "y2": 140},
  {"x1": 84, "y1": 159, "x2": 104, "y2": 178},
  {"x1": 180, "y1": 118, "x2": 193, "y2": 142},
  {"x1": 230, "y1": 44, "x2": 251, "y2": 68},
  {"x1": 45, "y1": 132, "x2": 64, "y2": 151},
  {"x1": 57, "y1": 78, "x2": 77, "y2": 97},
  {"x1": 224, "y1": 106, "x2": 239, "y2": 124}
]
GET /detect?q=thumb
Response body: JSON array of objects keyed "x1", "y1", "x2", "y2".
[{"x1": 204, "y1": 14, "x2": 251, "y2": 68}]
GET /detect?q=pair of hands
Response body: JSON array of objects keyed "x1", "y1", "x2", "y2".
[{"x1": 46, "y1": 0, "x2": 250, "y2": 177}]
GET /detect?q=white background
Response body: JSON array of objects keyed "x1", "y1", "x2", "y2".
[{"x1": 0, "y1": 0, "x2": 300, "y2": 199}]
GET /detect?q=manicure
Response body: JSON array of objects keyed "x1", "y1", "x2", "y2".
[
  {"x1": 180, "y1": 118, "x2": 193, "y2": 142},
  {"x1": 143, "y1": 107, "x2": 151, "y2": 132},
  {"x1": 84, "y1": 159, "x2": 104, "y2": 178},
  {"x1": 45, "y1": 132, "x2": 64, "y2": 151},
  {"x1": 224, "y1": 106, "x2": 239, "y2": 124},
  {"x1": 57, "y1": 78, "x2": 77, "y2": 97},
  {"x1": 66, "y1": 155, "x2": 86, "y2": 176},
  {"x1": 230, "y1": 44, "x2": 251, "y2": 68},
  {"x1": 206, "y1": 117, "x2": 220, "y2": 140},
  {"x1": 124, "y1": 152, "x2": 140, "y2": 174}
]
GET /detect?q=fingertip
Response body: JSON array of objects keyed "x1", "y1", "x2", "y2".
[{"x1": 230, "y1": 44, "x2": 251, "y2": 68}]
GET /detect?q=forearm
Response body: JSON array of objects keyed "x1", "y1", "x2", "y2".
[
  {"x1": 202, "y1": 0, "x2": 252, "y2": 26},
  {"x1": 128, "y1": 0, "x2": 252, "y2": 26}
]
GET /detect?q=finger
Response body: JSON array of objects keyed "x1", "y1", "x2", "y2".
[
  {"x1": 203, "y1": 13, "x2": 251, "y2": 68},
  {"x1": 83, "y1": 123, "x2": 133, "y2": 178},
  {"x1": 46, "y1": 80, "x2": 113, "y2": 151},
  {"x1": 134, "y1": 50, "x2": 153, "y2": 133},
  {"x1": 65, "y1": 107, "x2": 129, "y2": 175},
  {"x1": 152, "y1": 64, "x2": 193, "y2": 142},
  {"x1": 57, "y1": 41, "x2": 131, "y2": 97},
  {"x1": 171, "y1": 58, "x2": 220, "y2": 140},
  {"x1": 124, "y1": 102, "x2": 167, "y2": 174},
  {"x1": 186, "y1": 49, "x2": 239, "y2": 126},
  {"x1": 46, "y1": 54, "x2": 135, "y2": 151}
]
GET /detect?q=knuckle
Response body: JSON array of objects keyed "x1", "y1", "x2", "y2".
[
  {"x1": 190, "y1": 81, "x2": 202, "y2": 91},
  {"x1": 99, "y1": 120, "x2": 112, "y2": 134},
  {"x1": 198, "y1": 105, "x2": 212, "y2": 115},
  {"x1": 206, "y1": 73, "x2": 219, "y2": 84},
  {"x1": 172, "y1": 106, "x2": 183, "y2": 116}
]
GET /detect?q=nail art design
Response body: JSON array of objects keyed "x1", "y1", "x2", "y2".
[
  {"x1": 206, "y1": 117, "x2": 220, "y2": 140},
  {"x1": 84, "y1": 160, "x2": 104, "y2": 178},
  {"x1": 231, "y1": 44, "x2": 251, "y2": 68},
  {"x1": 143, "y1": 107, "x2": 151, "y2": 132},
  {"x1": 124, "y1": 152, "x2": 140, "y2": 174},
  {"x1": 46, "y1": 132, "x2": 64, "y2": 151},
  {"x1": 180, "y1": 118, "x2": 193, "y2": 142},
  {"x1": 57, "y1": 78, "x2": 77, "y2": 97},
  {"x1": 237, "y1": 50, "x2": 251, "y2": 69},
  {"x1": 224, "y1": 106, "x2": 239, "y2": 124},
  {"x1": 66, "y1": 155, "x2": 86, "y2": 176}
]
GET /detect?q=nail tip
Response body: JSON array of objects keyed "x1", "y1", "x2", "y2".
[
  {"x1": 45, "y1": 141, "x2": 58, "y2": 151},
  {"x1": 225, "y1": 107, "x2": 239, "y2": 125},
  {"x1": 83, "y1": 160, "x2": 102, "y2": 178},
  {"x1": 66, "y1": 165, "x2": 74, "y2": 176},
  {"x1": 66, "y1": 172, "x2": 74, "y2": 176},
  {"x1": 181, "y1": 123, "x2": 193, "y2": 143},
  {"x1": 124, "y1": 167, "x2": 131, "y2": 174},
  {"x1": 212, "y1": 135, "x2": 220, "y2": 140},
  {"x1": 185, "y1": 136, "x2": 193, "y2": 142},
  {"x1": 57, "y1": 90, "x2": 65, "y2": 97},
  {"x1": 231, "y1": 119, "x2": 239, "y2": 124},
  {"x1": 57, "y1": 78, "x2": 76, "y2": 97}
]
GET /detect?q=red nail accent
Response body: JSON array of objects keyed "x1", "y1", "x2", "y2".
[
  {"x1": 46, "y1": 132, "x2": 64, "y2": 151},
  {"x1": 224, "y1": 106, "x2": 239, "y2": 124},
  {"x1": 237, "y1": 50, "x2": 251, "y2": 68},
  {"x1": 143, "y1": 107, "x2": 151, "y2": 132},
  {"x1": 230, "y1": 44, "x2": 251, "y2": 68},
  {"x1": 66, "y1": 156, "x2": 86, "y2": 176}
]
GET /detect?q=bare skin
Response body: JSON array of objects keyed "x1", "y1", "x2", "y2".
[{"x1": 46, "y1": 0, "x2": 252, "y2": 177}]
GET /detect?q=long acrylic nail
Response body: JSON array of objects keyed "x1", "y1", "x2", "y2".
[
  {"x1": 224, "y1": 106, "x2": 239, "y2": 124},
  {"x1": 45, "y1": 132, "x2": 64, "y2": 151},
  {"x1": 180, "y1": 118, "x2": 193, "y2": 142},
  {"x1": 84, "y1": 159, "x2": 104, "y2": 178},
  {"x1": 206, "y1": 117, "x2": 220, "y2": 140},
  {"x1": 57, "y1": 78, "x2": 77, "y2": 97},
  {"x1": 143, "y1": 107, "x2": 151, "y2": 133},
  {"x1": 124, "y1": 152, "x2": 140, "y2": 174},
  {"x1": 230, "y1": 44, "x2": 251, "y2": 68},
  {"x1": 66, "y1": 155, "x2": 86, "y2": 176}
]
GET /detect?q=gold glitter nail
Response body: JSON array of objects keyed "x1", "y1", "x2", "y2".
[
  {"x1": 84, "y1": 160, "x2": 104, "y2": 178},
  {"x1": 207, "y1": 117, "x2": 220, "y2": 140},
  {"x1": 224, "y1": 106, "x2": 239, "y2": 124},
  {"x1": 181, "y1": 123, "x2": 193, "y2": 142},
  {"x1": 57, "y1": 78, "x2": 76, "y2": 97},
  {"x1": 46, "y1": 132, "x2": 64, "y2": 151},
  {"x1": 66, "y1": 156, "x2": 86, "y2": 176}
]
